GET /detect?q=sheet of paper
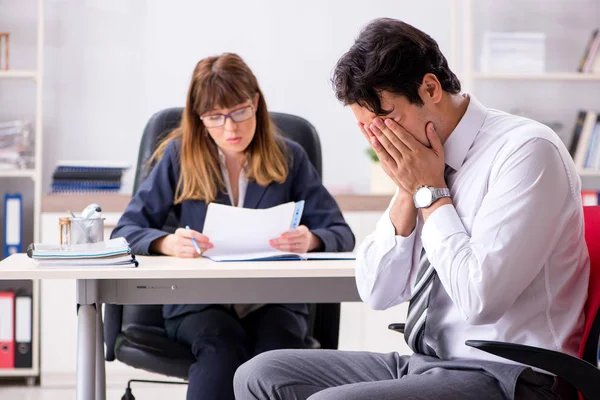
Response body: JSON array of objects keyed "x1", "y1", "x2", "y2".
[{"x1": 202, "y1": 201, "x2": 300, "y2": 259}]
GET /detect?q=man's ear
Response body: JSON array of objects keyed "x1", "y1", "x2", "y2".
[{"x1": 421, "y1": 73, "x2": 443, "y2": 104}]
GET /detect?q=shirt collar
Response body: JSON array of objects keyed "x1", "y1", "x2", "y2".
[
  {"x1": 443, "y1": 94, "x2": 487, "y2": 171},
  {"x1": 217, "y1": 148, "x2": 227, "y2": 167}
]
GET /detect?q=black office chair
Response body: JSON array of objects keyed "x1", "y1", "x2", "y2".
[{"x1": 104, "y1": 108, "x2": 341, "y2": 399}]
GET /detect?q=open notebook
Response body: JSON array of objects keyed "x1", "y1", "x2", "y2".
[{"x1": 201, "y1": 201, "x2": 355, "y2": 262}]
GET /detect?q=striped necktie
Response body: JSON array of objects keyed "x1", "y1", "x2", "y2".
[
  {"x1": 404, "y1": 165, "x2": 453, "y2": 356},
  {"x1": 404, "y1": 248, "x2": 437, "y2": 355}
]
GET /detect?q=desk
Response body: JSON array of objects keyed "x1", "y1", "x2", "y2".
[{"x1": 0, "y1": 254, "x2": 360, "y2": 400}]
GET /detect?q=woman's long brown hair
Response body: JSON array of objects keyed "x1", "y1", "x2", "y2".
[{"x1": 149, "y1": 53, "x2": 288, "y2": 204}]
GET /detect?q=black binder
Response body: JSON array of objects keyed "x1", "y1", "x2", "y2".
[{"x1": 14, "y1": 294, "x2": 32, "y2": 368}]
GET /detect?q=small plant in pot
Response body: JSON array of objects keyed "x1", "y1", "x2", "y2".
[{"x1": 366, "y1": 147, "x2": 396, "y2": 194}]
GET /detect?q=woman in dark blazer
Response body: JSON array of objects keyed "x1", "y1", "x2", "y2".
[{"x1": 111, "y1": 53, "x2": 355, "y2": 400}]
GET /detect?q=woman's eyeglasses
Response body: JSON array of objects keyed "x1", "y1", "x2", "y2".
[{"x1": 200, "y1": 105, "x2": 255, "y2": 128}]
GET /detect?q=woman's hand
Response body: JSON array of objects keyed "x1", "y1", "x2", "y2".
[
  {"x1": 269, "y1": 225, "x2": 323, "y2": 253},
  {"x1": 151, "y1": 228, "x2": 213, "y2": 258}
]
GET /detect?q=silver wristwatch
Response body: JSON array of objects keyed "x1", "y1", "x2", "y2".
[{"x1": 413, "y1": 186, "x2": 451, "y2": 209}]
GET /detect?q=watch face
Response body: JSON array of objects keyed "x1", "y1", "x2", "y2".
[{"x1": 415, "y1": 187, "x2": 433, "y2": 208}]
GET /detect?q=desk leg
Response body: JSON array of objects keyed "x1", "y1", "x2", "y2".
[
  {"x1": 77, "y1": 304, "x2": 96, "y2": 400},
  {"x1": 96, "y1": 305, "x2": 106, "y2": 400}
]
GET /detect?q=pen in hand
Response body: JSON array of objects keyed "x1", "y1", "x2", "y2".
[{"x1": 185, "y1": 225, "x2": 202, "y2": 255}]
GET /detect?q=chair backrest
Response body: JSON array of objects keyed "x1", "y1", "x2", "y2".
[
  {"x1": 579, "y1": 206, "x2": 600, "y2": 364},
  {"x1": 133, "y1": 107, "x2": 322, "y2": 193}
]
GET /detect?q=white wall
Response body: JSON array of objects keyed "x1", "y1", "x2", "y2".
[
  {"x1": 3, "y1": 0, "x2": 600, "y2": 242},
  {"x1": 2, "y1": 0, "x2": 455, "y2": 195},
  {"x1": 2, "y1": 0, "x2": 593, "y2": 196}
]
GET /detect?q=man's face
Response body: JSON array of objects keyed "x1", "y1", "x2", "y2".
[{"x1": 350, "y1": 91, "x2": 432, "y2": 148}]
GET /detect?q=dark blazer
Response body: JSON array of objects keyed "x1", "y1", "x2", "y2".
[{"x1": 111, "y1": 137, "x2": 355, "y2": 320}]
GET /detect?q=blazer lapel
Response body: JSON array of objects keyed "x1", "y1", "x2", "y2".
[{"x1": 244, "y1": 181, "x2": 268, "y2": 209}]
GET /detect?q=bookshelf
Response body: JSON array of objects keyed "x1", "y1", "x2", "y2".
[
  {"x1": 456, "y1": 0, "x2": 600, "y2": 180},
  {"x1": 0, "y1": 0, "x2": 44, "y2": 385}
]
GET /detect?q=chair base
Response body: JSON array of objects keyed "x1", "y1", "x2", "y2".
[
  {"x1": 121, "y1": 387, "x2": 134, "y2": 400},
  {"x1": 122, "y1": 378, "x2": 188, "y2": 400}
]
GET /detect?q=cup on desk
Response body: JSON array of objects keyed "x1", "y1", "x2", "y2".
[{"x1": 69, "y1": 217, "x2": 105, "y2": 244}]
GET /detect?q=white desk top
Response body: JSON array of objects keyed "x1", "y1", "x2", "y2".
[{"x1": 0, "y1": 254, "x2": 356, "y2": 280}]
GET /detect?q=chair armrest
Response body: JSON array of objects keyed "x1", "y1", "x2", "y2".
[
  {"x1": 388, "y1": 323, "x2": 405, "y2": 334},
  {"x1": 465, "y1": 340, "x2": 600, "y2": 400},
  {"x1": 103, "y1": 304, "x2": 123, "y2": 361}
]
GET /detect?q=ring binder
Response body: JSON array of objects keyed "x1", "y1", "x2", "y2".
[
  {"x1": 0, "y1": 292, "x2": 15, "y2": 369},
  {"x1": 14, "y1": 294, "x2": 32, "y2": 368},
  {"x1": 50, "y1": 162, "x2": 130, "y2": 194},
  {"x1": 4, "y1": 193, "x2": 22, "y2": 258}
]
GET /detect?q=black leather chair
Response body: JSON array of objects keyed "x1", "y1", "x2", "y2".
[{"x1": 104, "y1": 108, "x2": 341, "y2": 398}]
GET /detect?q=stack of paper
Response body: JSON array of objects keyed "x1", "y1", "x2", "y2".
[
  {"x1": 0, "y1": 120, "x2": 34, "y2": 169},
  {"x1": 28, "y1": 237, "x2": 138, "y2": 267}
]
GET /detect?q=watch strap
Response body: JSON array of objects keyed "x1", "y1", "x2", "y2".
[{"x1": 431, "y1": 187, "x2": 451, "y2": 201}]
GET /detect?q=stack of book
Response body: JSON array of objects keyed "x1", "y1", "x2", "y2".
[
  {"x1": 27, "y1": 238, "x2": 138, "y2": 268},
  {"x1": 568, "y1": 110, "x2": 600, "y2": 170},
  {"x1": 49, "y1": 161, "x2": 129, "y2": 193},
  {"x1": 0, "y1": 120, "x2": 34, "y2": 169},
  {"x1": 578, "y1": 29, "x2": 600, "y2": 73}
]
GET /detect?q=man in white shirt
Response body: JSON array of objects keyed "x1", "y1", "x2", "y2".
[{"x1": 234, "y1": 18, "x2": 588, "y2": 400}]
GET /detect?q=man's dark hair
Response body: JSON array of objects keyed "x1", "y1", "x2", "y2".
[{"x1": 333, "y1": 18, "x2": 461, "y2": 115}]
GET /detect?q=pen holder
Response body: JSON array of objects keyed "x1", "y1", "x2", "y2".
[{"x1": 69, "y1": 217, "x2": 105, "y2": 245}]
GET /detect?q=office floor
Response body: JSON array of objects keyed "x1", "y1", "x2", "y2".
[{"x1": 0, "y1": 384, "x2": 188, "y2": 400}]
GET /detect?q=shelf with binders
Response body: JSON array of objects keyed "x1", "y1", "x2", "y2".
[
  {"x1": 0, "y1": 0, "x2": 44, "y2": 384},
  {"x1": 0, "y1": 279, "x2": 39, "y2": 385}
]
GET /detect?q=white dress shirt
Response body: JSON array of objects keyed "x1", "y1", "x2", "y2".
[
  {"x1": 217, "y1": 150, "x2": 263, "y2": 318},
  {"x1": 356, "y1": 95, "x2": 590, "y2": 365},
  {"x1": 219, "y1": 149, "x2": 248, "y2": 208}
]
